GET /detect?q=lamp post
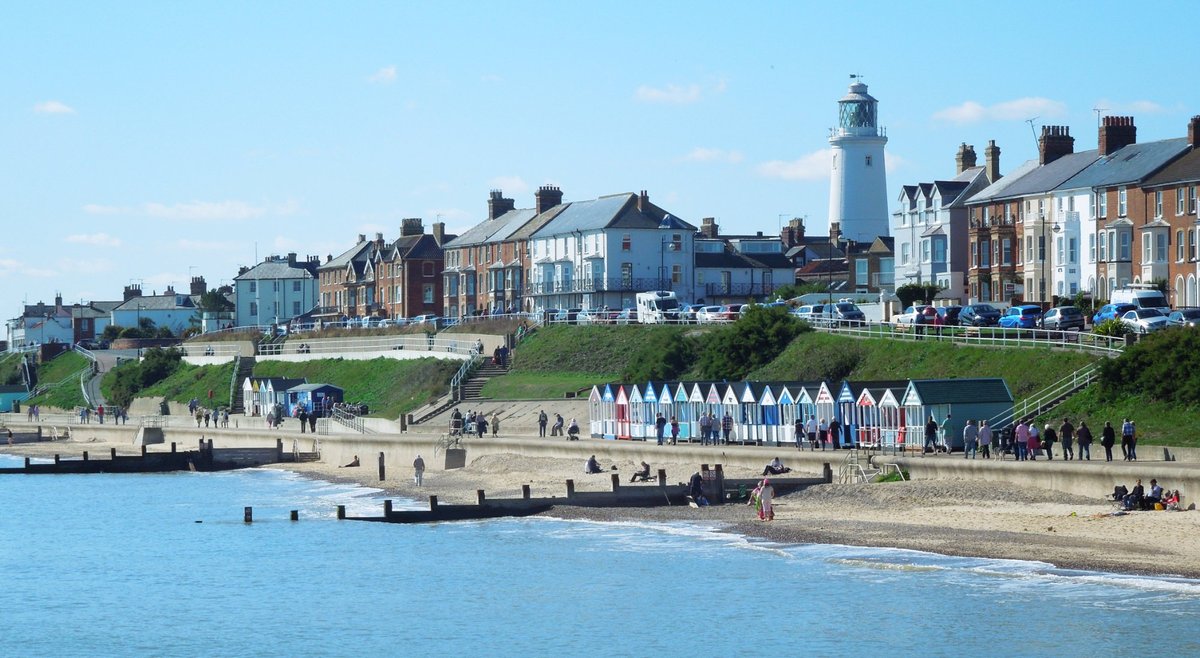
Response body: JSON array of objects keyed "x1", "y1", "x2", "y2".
[{"x1": 1040, "y1": 217, "x2": 1062, "y2": 304}]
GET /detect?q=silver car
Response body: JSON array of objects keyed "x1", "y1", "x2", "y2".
[{"x1": 1120, "y1": 308, "x2": 1169, "y2": 334}]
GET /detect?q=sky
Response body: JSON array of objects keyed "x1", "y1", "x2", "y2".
[{"x1": 4, "y1": 1, "x2": 1199, "y2": 318}]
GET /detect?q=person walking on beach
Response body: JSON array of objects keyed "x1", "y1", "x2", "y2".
[
  {"x1": 491, "y1": 411, "x2": 500, "y2": 437},
  {"x1": 938, "y1": 413, "x2": 952, "y2": 453},
  {"x1": 655, "y1": 413, "x2": 667, "y2": 446},
  {"x1": 1101, "y1": 421, "x2": 1116, "y2": 462},
  {"x1": 669, "y1": 416, "x2": 679, "y2": 445},
  {"x1": 413, "y1": 454, "x2": 425, "y2": 486},
  {"x1": 1076, "y1": 421, "x2": 1093, "y2": 461},
  {"x1": 757, "y1": 479, "x2": 775, "y2": 520},
  {"x1": 699, "y1": 412, "x2": 712, "y2": 446},
  {"x1": 962, "y1": 419, "x2": 978, "y2": 459},
  {"x1": 538, "y1": 410, "x2": 547, "y2": 437},
  {"x1": 794, "y1": 416, "x2": 805, "y2": 450},
  {"x1": 807, "y1": 415, "x2": 818, "y2": 450},
  {"x1": 978, "y1": 420, "x2": 992, "y2": 459},
  {"x1": 1041, "y1": 424, "x2": 1057, "y2": 460},
  {"x1": 1027, "y1": 424, "x2": 1040, "y2": 460},
  {"x1": 828, "y1": 417, "x2": 841, "y2": 450},
  {"x1": 924, "y1": 416, "x2": 938, "y2": 454},
  {"x1": 1059, "y1": 418, "x2": 1075, "y2": 461},
  {"x1": 721, "y1": 411, "x2": 733, "y2": 445}
]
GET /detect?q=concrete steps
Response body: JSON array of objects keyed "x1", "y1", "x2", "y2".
[{"x1": 230, "y1": 356, "x2": 256, "y2": 414}]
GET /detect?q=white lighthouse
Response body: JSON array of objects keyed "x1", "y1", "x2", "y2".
[{"x1": 827, "y1": 79, "x2": 889, "y2": 243}]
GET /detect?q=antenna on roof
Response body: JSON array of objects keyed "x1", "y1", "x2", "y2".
[
  {"x1": 849, "y1": 73, "x2": 862, "y2": 81},
  {"x1": 1025, "y1": 117, "x2": 1040, "y2": 150},
  {"x1": 1092, "y1": 105, "x2": 1109, "y2": 128}
]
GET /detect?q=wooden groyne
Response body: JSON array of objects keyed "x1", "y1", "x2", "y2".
[
  {"x1": 0, "y1": 439, "x2": 320, "y2": 475},
  {"x1": 344, "y1": 463, "x2": 831, "y2": 524}
]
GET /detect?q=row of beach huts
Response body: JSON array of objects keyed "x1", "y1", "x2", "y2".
[{"x1": 586, "y1": 378, "x2": 1014, "y2": 451}]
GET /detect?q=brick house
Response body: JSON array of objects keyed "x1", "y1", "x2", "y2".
[{"x1": 1135, "y1": 116, "x2": 1200, "y2": 307}]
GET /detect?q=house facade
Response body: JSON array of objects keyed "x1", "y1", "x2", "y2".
[
  {"x1": 234, "y1": 254, "x2": 321, "y2": 327},
  {"x1": 1139, "y1": 118, "x2": 1200, "y2": 306},
  {"x1": 693, "y1": 218, "x2": 794, "y2": 303}
]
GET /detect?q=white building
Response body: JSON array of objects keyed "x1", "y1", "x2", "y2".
[
  {"x1": 828, "y1": 79, "x2": 889, "y2": 243},
  {"x1": 527, "y1": 191, "x2": 697, "y2": 310},
  {"x1": 234, "y1": 254, "x2": 321, "y2": 327},
  {"x1": 111, "y1": 291, "x2": 200, "y2": 336}
]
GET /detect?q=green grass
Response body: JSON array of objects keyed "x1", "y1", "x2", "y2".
[
  {"x1": 251, "y1": 357, "x2": 459, "y2": 418},
  {"x1": 512, "y1": 325, "x2": 702, "y2": 374},
  {"x1": 480, "y1": 371, "x2": 618, "y2": 400},
  {"x1": 1047, "y1": 386, "x2": 1200, "y2": 449},
  {"x1": 26, "y1": 351, "x2": 91, "y2": 410},
  {"x1": 0, "y1": 351, "x2": 26, "y2": 386},
  {"x1": 749, "y1": 332, "x2": 1098, "y2": 401},
  {"x1": 138, "y1": 361, "x2": 238, "y2": 408}
]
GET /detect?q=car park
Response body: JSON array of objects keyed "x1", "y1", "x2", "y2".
[
  {"x1": 958, "y1": 303, "x2": 1001, "y2": 327},
  {"x1": 1040, "y1": 305, "x2": 1086, "y2": 331},
  {"x1": 1120, "y1": 308, "x2": 1169, "y2": 334},
  {"x1": 998, "y1": 305, "x2": 1042, "y2": 329},
  {"x1": 1092, "y1": 303, "x2": 1136, "y2": 325},
  {"x1": 1167, "y1": 308, "x2": 1200, "y2": 327}
]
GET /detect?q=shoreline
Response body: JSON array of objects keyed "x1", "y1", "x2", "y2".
[{"x1": 6, "y1": 440, "x2": 1200, "y2": 580}]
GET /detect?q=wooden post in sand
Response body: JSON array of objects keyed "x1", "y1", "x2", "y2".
[
  {"x1": 566, "y1": 479, "x2": 575, "y2": 498},
  {"x1": 141, "y1": 445, "x2": 147, "y2": 458},
  {"x1": 429, "y1": 495, "x2": 439, "y2": 511},
  {"x1": 24, "y1": 457, "x2": 30, "y2": 469},
  {"x1": 477, "y1": 490, "x2": 486, "y2": 505},
  {"x1": 170, "y1": 442, "x2": 176, "y2": 453},
  {"x1": 337, "y1": 505, "x2": 346, "y2": 520},
  {"x1": 611, "y1": 473, "x2": 620, "y2": 492},
  {"x1": 111, "y1": 448, "x2": 117, "y2": 460},
  {"x1": 276, "y1": 438, "x2": 283, "y2": 462},
  {"x1": 657, "y1": 469, "x2": 667, "y2": 485},
  {"x1": 244, "y1": 507, "x2": 253, "y2": 523},
  {"x1": 54, "y1": 454, "x2": 60, "y2": 466},
  {"x1": 715, "y1": 464, "x2": 725, "y2": 502},
  {"x1": 378, "y1": 452, "x2": 386, "y2": 481},
  {"x1": 823, "y1": 462, "x2": 833, "y2": 484},
  {"x1": 290, "y1": 510, "x2": 299, "y2": 521},
  {"x1": 522, "y1": 484, "x2": 531, "y2": 499},
  {"x1": 82, "y1": 451, "x2": 88, "y2": 461},
  {"x1": 384, "y1": 500, "x2": 393, "y2": 515}
]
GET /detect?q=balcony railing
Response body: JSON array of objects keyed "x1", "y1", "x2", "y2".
[
  {"x1": 527, "y1": 277, "x2": 673, "y2": 295},
  {"x1": 704, "y1": 282, "x2": 783, "y2": 297},
  {"x1": 869, "y1": 272, "x2": 895, "y2": 287}
]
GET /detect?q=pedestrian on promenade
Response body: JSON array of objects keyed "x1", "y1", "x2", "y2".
[
  {"x1": 924, "y1": 416, "x2": 938, "y2": 454},
  {"x1": 962, "y1": 419, "x2": 978, "y2": 459},
  {"x1": 1014, "y1": 420, "x2": 1030, "y2": 461},
  {"x1": 1076, "y1": 421, "x2": 1093, "y2": 461},
  {"x1": 1059, "y1": 418, "x2": 1075, "y2": 461},
  {"x1": 978, "y1": 420, "x2": 992, "y2": 459},
  {"x1": 1101, "y1": 421, "x2": 1116, "y2": 462},
  {"x1": 538, "y1": 410, "x2": 547, "y2": 437},
  {"x1": 1122, "y1": 418, "x2": 1137, "y2": 461},
  {"x1": 721, "y1": 412, "x2": 733, "y2": 445},
  {"x1": 491, "y1": 411, "x2": 500, "y2": 437},
  {"x1": 655, "y1": 413, "x2": 666, "y2": 446},
  {"x1": 669, "y1": 416, "x2": 679, "y2": 445}
]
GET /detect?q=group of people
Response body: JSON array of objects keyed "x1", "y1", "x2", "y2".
[
  {"x1": 24, "y1": 404, "x2": 40, "y2": 422},
  {"x1": 1114, "y1": 478, "x2": 1182, "y2": 511},
  {"x1": 450, "y1": 408, "x2": 500, "y2": 438},
  {"x1": 795, "y1": 415, "x2": 842, "y2": 450},
  {"x1": 194, "y1": 406, "x2": 231, "y2": 429},
  {"x1": 748, "y1": 478, "x2": 775, "y2": 520},
  {"x1": 537, "y1": 410, "x2": 567, "y2": 437},
  {"x1": 76, "y1": 404, "x2": 128, "y2": 425},
  {"x1": 1005, "y1": 417, "x2": 1137, "y2": 462},
  {"x1": 695, "y1": 411, "x2": 735, "y2": 445}
]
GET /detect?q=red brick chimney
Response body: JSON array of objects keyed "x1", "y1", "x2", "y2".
[
  {"x1": 1099, "y1": 116, "x2": 1137, "y2": 156},
  {"x1": 535, "y1": 185, "x2": 563, "y2": 214},
  {"x1": 636, "y1": 190, "x2": 650, "y2": 213},
  {"x1": 1039, "y1": 125, "x2": 1075, "y2": 165},
  {"x1": 699, "y1": 217, "x2": 719, "y2": 238},
  {"x1": 1189, "y1": 115, "x2": 1200, "y2": 148}
]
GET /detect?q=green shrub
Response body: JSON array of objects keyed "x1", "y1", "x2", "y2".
[
  {"x1": 696, "y1": 306, "x2": 807, "y2": 380},
  {"x1": 1092, "y1": 318, "x2": 1130, "y2": 337},
  {"x1": 622, "y1": 330, "x2": 698, "y2": 383}
]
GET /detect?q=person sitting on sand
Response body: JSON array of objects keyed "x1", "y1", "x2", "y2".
[
  {"x1": 585, "y1": 455, "x2": 602, "y2": 474},
  {"x1": 1123, "y1": 479, "x2": 1145, "y2": 511},
  {"x1": 1164, "y1": 490, "x2": 1182, "y2": 511},
  {"x1": 341, "y1": 455, "x2": 360, "y2": 468},
  {"x1": 1147, "y1": 479, "x2": 1164, "y2": 506},
  {"x1": 567, "y1": 418, "x2": 580, "y2": 440},
  {"x1": 762, "y1": 457, "x2": 791, "y2": 476},
  {"x1": 630, "y1": 461, "x2": 653, "y2": 483},
  {"x1": 689, "y1": 471, "x2": 708, "y2": 506}
]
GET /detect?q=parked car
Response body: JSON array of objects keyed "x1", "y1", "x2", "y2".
[
  {"x1": 1120, "y1": 308, "x2": 1169, "y2": 334},
  {"x1": 723, "y1": 304, "x2": 746, "y2": 321},
  {"x1": 681, "y1": 304, "x2": 706, "y2": 324},
  {"x1": 1167, "y1": 308, "x2": 1200, "y2": 327},
  {"x1": 937, "y1": 305, "x2": 963, "y2": 326},
  {"x1": 696, "y1": 305, "x2": 727, "y2": 323},
  {"x1": 999, "y1": 305, "x2": 1042, "y2": 329},
  {"x1": 959, "y1": 303, "x2": 1002, "y2": 327},
  {"x1": 894, "y1": 304, "x2": 932, "y2": 326},
  {"x1": 1040, "y1": 305, "x2": 1086, "y2": 331},
  {"x1": 409, "y1": 314, "x2": 439, "y2": 326},
  {"x1": 1092, "y1": 303, "x2": 1136, "y2": 326},
  {"x1": 541, "y1": 308, "x2": 563, "y2": 324},
  {"x1": 793, "y1": 303, "x2": 828, "y2": 325}
]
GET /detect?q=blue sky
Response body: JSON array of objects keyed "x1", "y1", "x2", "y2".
[{"x1": 4, "y1": 1, "x2": 1198, "y2": 319}]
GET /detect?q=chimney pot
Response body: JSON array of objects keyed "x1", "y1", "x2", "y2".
[
  {"x1": 488, "y1": 189, "x2": 516, "y2": 219},
  {"x1": 535, "y1": 185, "x2": 564, "y2": 215},
  {"x1": 1189, "y1": 116, "x2": 1200, "y2": 148},
  {"x1": 984, "y1": 140, "x2": 1001, "y2": 184},
  {"x1": 1099, "y1": 116, "x2": 1137, "y2": 156}
]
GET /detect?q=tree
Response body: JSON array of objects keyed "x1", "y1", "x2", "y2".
[
  {"x1": 697, "y1": 305, "x2": 807, "y2": 380},
  {"x1": 198, "y1": 288, "x2": 234, "y2": 313},
  {"x1": 622, "y1": 330, "x2": 697, "y2": 383}
]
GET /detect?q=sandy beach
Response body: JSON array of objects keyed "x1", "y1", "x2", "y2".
[{"x1": 8, "y1": 437, "x2": 1200, "y2": 579}]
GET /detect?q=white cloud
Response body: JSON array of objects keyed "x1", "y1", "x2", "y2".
[
  {"x1": 368, "y1": 65, "x2": 397, "y2": 84},
  {"x1": 683, "y1": 147, "x2": 744, "y2": 164},
  {"x1": 933, "y1": 97, "x2": 1067, "y2": 124},
  {"x1": 885, "y1": 153, "x2": 907, "y2": 174},
  {"x1": 176, "y1": 239, "x2": 243, "y2": 251},
  {"x1": 33, "y1": 100, "x2": 75, "y2": 114},
  {"x1": 85, "y1": 199, "x2": 299, "y2": 221},
  {"x1": 66, "y1": 232, "x2": 122, "y2": 247},
  {"x1": 757, "y1": 149, "x2": 834, "y2": 181},
  {"x1": 55, "y1": 258, "x2": 113, "y2": 275},
  {"x1": 487, "y1": 176, "x2": 529, "y2": 195},
  {"x1": 634, "y1": 83, "x2": 702, "y2": 104},
  {"x1": 1094, "y1": 98, "x2": 1169, "y2": 115}
]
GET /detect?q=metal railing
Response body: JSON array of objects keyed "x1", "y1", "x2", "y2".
[
  {"x1": 985, "y1": 362, "x2": 1102, "y2": 430},
  {"x1": 74, "y1": 344, "x2": 98, "y2": 407},
  {"x1": 526, "y1": 277, "x2": 675, "y2": 295},
  {"x1": 809, "y1": 321, "x2": 1126, "y2": 356},
  {"x1": 228, "y1": 354, "x2": 242, "y2": 412},
  {"x1": 256, "y1": 335, "x2": 476, "y2": 358},
  {"x1": 704, "y1": 282, "x2": 783, "y2": 297},
  {"x1": 450, "y1": 355, "x2": 483, "y2": 402},
  {"x1": 179, "y1": 343, "x2": 244, "y2": 358},
  {"x1": 330, "y1": 405, "x2": 368, "y2": 434}
]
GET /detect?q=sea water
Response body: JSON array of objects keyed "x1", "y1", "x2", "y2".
[{"x1": 1, "y1": 453, "x2": 1198, "y2": 657}]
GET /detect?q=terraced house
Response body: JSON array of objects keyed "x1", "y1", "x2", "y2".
[{"x1": 1134, "y1": 117, "x2": 1200, "y2": 307}]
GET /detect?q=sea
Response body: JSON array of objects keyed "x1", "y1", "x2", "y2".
[{"x1": 2, "y1": 453, "x2": 1199, "y2": 657}]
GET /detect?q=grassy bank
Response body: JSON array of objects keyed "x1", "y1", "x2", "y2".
[
  {"x1": 251, "y1": 357, "x2": 459, "y2": 418},
  {"x1": 136, "y1": 361, "x2": 237, "y2": 408},
  {"x1": 480, "y1": 371, "x2": 617, "y2": 400},
  {"x1": 26, "y1": 351, "x2": 92, "y2": 410},
  {"x1": 1048, "y1": 386, "x2": 1200, "y2": 448}
]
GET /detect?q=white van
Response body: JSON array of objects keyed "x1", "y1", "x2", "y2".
[
  {"x1": 1110, "y1": 284, "x2": 1170, "y2": 314},
  {"x1": 635, "y1": 290, "x2": 681, "y2": 324}
]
